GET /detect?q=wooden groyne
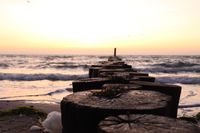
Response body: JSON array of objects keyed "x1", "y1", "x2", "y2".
[{"x1": 61, "y1": 49, "x2": 200, "y2": 133}]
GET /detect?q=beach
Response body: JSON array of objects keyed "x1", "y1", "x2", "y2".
[
  {"x1": 0, "y1": 100, "x2": 60, "y2": 133},
  {"x1": 0, "y1": 55, "x2": 200, "y2": 132},
  {"x1": 0, "y1": 100, "x2": 60, "y2": 113}
]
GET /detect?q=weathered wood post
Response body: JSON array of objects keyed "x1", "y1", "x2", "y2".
[
  {"x1": 108, "y1": 48, "x2": 121, "y2": 61},
  {"x1": 61, "y1": 89, "x2": 172, "y2": 133},
  {"x1": 114, "y1": 48, "x2": 116, "y2": 57},
  {"x1": 72, "y1": 77, "x2": 130, "y2": 92},
  {"x1": 98, "y1": 114, "x2": 200, "y2": 133},
  {"x1": 130, "y1": 81, "x2": 182, "y2": 118}
]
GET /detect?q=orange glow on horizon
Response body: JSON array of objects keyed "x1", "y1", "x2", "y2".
[{"x1": 0, "y1": 0, "x2": 200, "y2": 55}]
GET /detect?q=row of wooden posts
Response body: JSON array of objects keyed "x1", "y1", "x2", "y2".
[{"x1": 61, "y1": 51, "x2": 200, "y2": 133}]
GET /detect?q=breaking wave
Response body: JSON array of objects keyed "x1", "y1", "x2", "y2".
[
  {"x1": 36, "y1": 62, "x2": 89, "y2": 69},
  {"x1": 0, "y1": 73, "x2": 88, "y2": 81},
  {"x1": 153, "y1": 61, "x2": 199, "y2": 68},
  {"x1": 156, "y1": 77, "x2": 200, "y2": 84},
  {"x1": 139, "y1": 66, "x2": 200, "y2": 73},
  {"x1": 179, "y1": 104, "x2": 200, "y2": 108},
  {"x1": 0, "y1": 88, "x2": 72, "y2": 100}
]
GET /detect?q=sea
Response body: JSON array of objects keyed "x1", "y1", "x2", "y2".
[{"x1": 0, "y1": 54, "x2": 200, "y2": 117}]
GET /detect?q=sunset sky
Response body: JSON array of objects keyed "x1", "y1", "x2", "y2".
[{"x1": 0, "y1": 0, "x2": 200, "y2": 55}]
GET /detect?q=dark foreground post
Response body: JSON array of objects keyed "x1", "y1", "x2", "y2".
[
  {"x1": 98, "y1": 114, "x2": 200, "y2": 133},
  {"x1": 61, "y1": 89, "x2": 172, "y2": 133}
]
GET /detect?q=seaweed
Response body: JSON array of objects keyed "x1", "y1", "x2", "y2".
[
  {"x1": 0, "y1": 106, "x2": 47, "y2": 118},
  {"x1": 179, "y1": 112, "x2": 200, "y2": 124}
]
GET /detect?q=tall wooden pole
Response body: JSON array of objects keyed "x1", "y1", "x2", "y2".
[{"x1": 114, "y1": 48, "x2": 116, "y2": 57}]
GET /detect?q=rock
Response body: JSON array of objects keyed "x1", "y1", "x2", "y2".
[
  {"x1": 42, "y1": 111, "x2": 62, "y2": 133},
  {"x1": 30, "y1": 125, "x2": 42, "y2": 131}
]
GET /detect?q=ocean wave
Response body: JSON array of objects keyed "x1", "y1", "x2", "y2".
[
  {"x1": 179, "y1": 104, "x2": 200, "y2": 108},
  {"x1": 156, "y1": 77, "x2": 200, "y2": 84},
  {"x1": 0, "y1": 88, "x2": 71, "y2": 100},
  {"x1": 139, "y1": 66, "x2": 200, "y2": 73},
  {"x1": 52, "y1": 64, "x2": 89, "y2": 69},
  {"x1": 0, "y1": 73, "x2": 88, "y2": 81},
  {"x1": 153, "y1": 61, "x2": 199, "y2": 68},
  {"x1": 36, "y1": 62, "x2": 89, "y2": 69}
]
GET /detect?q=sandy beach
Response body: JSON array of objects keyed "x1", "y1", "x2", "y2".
[{"x1": 0, "y1": 100, "x2": 60, "y2": 133}]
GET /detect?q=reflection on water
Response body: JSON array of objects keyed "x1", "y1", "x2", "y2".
[
  {"x1": 0, "y1": 80, "x2": 73, "y2": 104},
  {"x1": 178, "y1": 84, "x2": 200, "y2": 117}
]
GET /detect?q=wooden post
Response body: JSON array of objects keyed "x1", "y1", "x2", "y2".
[
  {"x1": 98, "y1": 114, "x2": 200, "y2": 133},
  {"x1": 61, "y1": 90, "x2": 172, "y2": 133},
  {"x1": 130, "y1": 81, "x2": 182, "y2": 118},
  {"x1": 114, "y1": 48, "x2": 116, "y2": 57}
]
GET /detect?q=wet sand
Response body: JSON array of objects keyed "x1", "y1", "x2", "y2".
[{"x1": 0, "y1": 100, "x2": 60, "y2": 133}]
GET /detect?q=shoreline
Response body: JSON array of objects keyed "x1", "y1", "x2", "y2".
[{"x1": 0, "y1": 100, "x2": 60, "y2": 113}]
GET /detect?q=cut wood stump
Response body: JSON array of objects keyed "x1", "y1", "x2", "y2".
[
  {"x1": 61, "y1": 90, "x2": 172, "y2": 133},
  {"x1": 89, "y1": 64, "x2": 132, "y2": 78},
  {"x1": 91, "y1": 62, "x2": 125, "y2": 68},
  {"x1": 98, "y1": 114, "x2": 200, "y2": 133},
  {"x1": 72, "y1": 77, "x2": 130, "y2": 92},
  {"x1": 102, "y1": 84, "x2": 141, "y2": 91},
  {"x1": 72, "y1": 77, "x2": 110, "y2": 92},
  {"x1": 97, "y1": 61, "x2": 125, "y2": 66},
  {"x1": 130, "y1": 81, "x2": 181, "y2": 118},
  {"x1": 129, "y1": 72, "x2": 149, "y2": 76},
  {"x1": 99, "y1": 73, "x2": 154, "y2": 82},
  {"x1": 99, "y1": 72, "x2": 130, "y2": 78},
  {"x1": 99, "y1": 72, "x2": 148, "y2": 78},
  {"x1": 107, "y1": 61, "x2": 125, "y2": 65},
  {"x1": 99, "y1": 68, "x2": 137, "y2": 74},
  {"x1": 102, "y1": 64, "x2": 132, "y2": 69},
  {"x1": 108, "y1": 56, "x2": 122, "y2": 61},
  {"x1": 130, "y1": 76, "x2": 155, "y2": 82},
  {"x1": 89, "y1": 67, "x2": 102, "y2": 78}
]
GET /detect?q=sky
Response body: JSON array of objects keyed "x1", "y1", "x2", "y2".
[{"x1": 0, "y1": 0, "x2": 200, "y2": 55}]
